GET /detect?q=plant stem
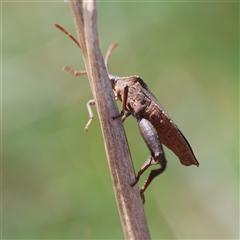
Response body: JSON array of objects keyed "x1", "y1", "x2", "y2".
[{"x1": 68, "y1": 1, "x2": 150, "y2": 239}]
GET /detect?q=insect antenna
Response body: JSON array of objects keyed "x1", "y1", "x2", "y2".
[
  {"x1": 54, "y1": 23, "x2": 117, "y2": 78},
  {"x1": 104, "y1": 43, "x2": 118, "y2": 75},
  {"x1": 54, "y1": 23, "x2": 80, "y2": 48},
  {"x1": 62, "y1": 66, "x2": 87, "y2": 76},
  {"x1": 54, "y1": 23, "x2": 87, "y2": 76}
]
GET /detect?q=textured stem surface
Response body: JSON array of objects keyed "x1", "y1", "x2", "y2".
[{"x1": 68, "y1": 1, "x2": 150, "y2": 239}]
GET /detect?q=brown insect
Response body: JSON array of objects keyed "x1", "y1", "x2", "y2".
[{"x1": 54, "y1": 23, "x2": 199, "y2": 203}]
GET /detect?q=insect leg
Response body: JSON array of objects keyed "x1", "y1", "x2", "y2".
[
  {"x1": 130, "y1": 155, "x2": 158, "y2": 187},
  {"x1": 112, "y1": 85, "x2": 129, "y2": 120},
  {"x1": 133, "y1": 118, "x2": 167, "y2": 203},
  {"x1": 121, "y1": 112, "x2": 131, "y2": 122},
  {"x1": 121, "y1": 85, "x2": 129, "y2": 114},
  {"x1": 140, "y1": 161, "x2": 166, "y2": 203},
  {"x1": 85, "y1": 99, "x2": 95, "y2": 131}
]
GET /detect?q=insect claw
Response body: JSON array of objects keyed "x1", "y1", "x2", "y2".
[
  {"x1": 130, "y1": 178, "x2": 145, "y2": 204},
  {"x1": 111, "y1": 114, "x2": 122, "y2": 120},
  {"x1": 130, "y1": 176, "x2": 140, "y2": 188}
]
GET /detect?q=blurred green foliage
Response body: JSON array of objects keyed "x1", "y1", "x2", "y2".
[{"x1": 2, "y1": 1, "x2": 238, "y2": 239}]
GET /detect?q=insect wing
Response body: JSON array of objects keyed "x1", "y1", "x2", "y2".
[{"x1": 138, "y1": 80, "x2": 199, "y2": 167}]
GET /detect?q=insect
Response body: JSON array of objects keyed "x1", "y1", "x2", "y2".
[{"x1": 54, "y1": 23, "x2": 199, "y2": 203}]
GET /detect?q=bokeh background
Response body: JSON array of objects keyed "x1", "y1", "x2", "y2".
[{"x1": 2, "y1": 1, "x2": 238, "y2": 239}]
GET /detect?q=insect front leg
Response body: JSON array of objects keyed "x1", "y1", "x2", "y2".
[
  {"x1": 85, "y1": 99, "x2": 95, "y2": 131},
  {"x1": 60, "y1": 66, "x2": 95, "y2": 131},
  {"x1": 121, "y1": 112, "x2": 131, "y2": 122},
  {"x1": 132, "y1": 118, "x2": 167, "y2": 203},
  {"x1": 112, "y1": 85, "x2": 129, "y2": 120}
]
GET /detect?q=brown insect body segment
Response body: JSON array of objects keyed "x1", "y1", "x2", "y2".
[
  {"x1": 111, "y1": 75, "x2": 198, "y2": 167},
  {"x1": 139, "y1": 79, "x2": 198, "y2": 167},
  {"x1": 110, "y1": 75, "x2": 199, "y2": 202}
]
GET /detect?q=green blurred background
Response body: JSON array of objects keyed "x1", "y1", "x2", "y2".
[{"x1": 2, "y1": 1, "x2": 238, "y2": 239}]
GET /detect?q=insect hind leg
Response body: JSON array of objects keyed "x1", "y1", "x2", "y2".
[
  {"x1": 140, "y1": 159, "x2": 166, "y2": 203},
  {"x1": 133, "y1": 118, "x2": 167, "y2": 203},
  {"x1": 130, "y1": 156, "x2": 158, "y2": 188}
]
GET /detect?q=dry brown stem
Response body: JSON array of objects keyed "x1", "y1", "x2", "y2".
[{"x1": 68, "y1": 1, "x2": 150, "y2": 239}]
